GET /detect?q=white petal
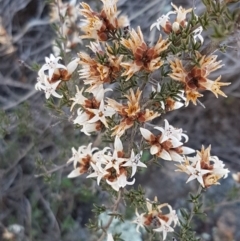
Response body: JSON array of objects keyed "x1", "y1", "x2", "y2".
[
  {"x1": 186, "y1": 175, "x2": 196, "y2": 184},
  {"x1": 68, "y1": 169, "x2": 81, "y2": 178},
  {"x1": 171, "y1": 139, "x2": 183, "y2": 148},
  {"x1": 131, "y1": 166, "x2": 137, "y2": 177},
  {"x1": 51, "y1": 91, "x2": 63, "y2": 99},
  {"x1": 181, "y1": 147, "x2": 195, "y2": 154},
  {"x1": 107, "y1": 233, "x2": 114, "y2": 241},
  {"x1": 45, "y1": 91, "x2": 51, "y2": 99},
  {"x1": 159, "y1": 149, "x2": 172, "y2": 160},
  {"x1": 126, "y1": 177, "x2": 135, "y2": 186},
  {"x1": 150, "y1": 145, "x2": 159, "y2": 155},
  {"x1": 169, "y1": 151, "x2": 183, "y2": 162},
  {"x1": 106, "y1": 179, "x2": 119, "y2": 191},
  {"x1": 173, "y1": 102, "x2": 184, "y2": 110},
  {"x1": 67, "y1": 58, "x2": 79, "y2": 74},
  {"x1": 86, "y1": 172, "x2": 97, "y2": 179},
  {"x1": 140, "y1": 128, "x2": 153, "y2": 141},
  {"x1": 114, "y1": 136, "x2": 123, "y2": 151}
]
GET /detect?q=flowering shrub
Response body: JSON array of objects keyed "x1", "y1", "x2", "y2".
[{"x1": 34, "y1": 0, "x2": 237, "y2": 240}]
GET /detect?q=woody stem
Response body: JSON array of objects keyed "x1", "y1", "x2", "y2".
[{"x1": 97, "y1": 189, "x2": 123, "y2": 241}]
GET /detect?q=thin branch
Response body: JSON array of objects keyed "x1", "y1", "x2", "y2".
[
  {"x1": 3, "y1": 89, "x2": 40, "y2": 110},
  {"x1": 97, "y1": 189, "x2": 123, "y2": 241},
  {"x1": 34, "y1": 163, "x2": 70, "y2": 178}
]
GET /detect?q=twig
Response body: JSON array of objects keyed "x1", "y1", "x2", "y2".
[
  {"x1": 3, "y1": 89, "x2": 39, "y2": 110},
  {"x1": 97, "y1": 189, "x2": 123, "y2": 241},
  {"x1": 56, "y1": 0, "x2": 67, "y2": 61},
  {"x1": 34, "y1": 163, "x2": 70, "y2": 178}
]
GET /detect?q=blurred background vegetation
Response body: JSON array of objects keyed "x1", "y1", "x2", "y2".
[{"x1": 0, "y1": 0, "x2": 240, "y2": 241}]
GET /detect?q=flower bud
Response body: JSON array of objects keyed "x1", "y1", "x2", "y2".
[{"x1": 172, "y1": 22, "x2": 180, "y2": 33}]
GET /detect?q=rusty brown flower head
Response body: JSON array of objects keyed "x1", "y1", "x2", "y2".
[
  {"x1": 120, "y1": 26, "x2": 170, "y2": 80},
  {"x1": 80, "y1": 0, "x2": 129, "y2": 41},
  {"x1": 107, "y1": 88, "x2": 160, "y2": 136},
  {"x1": 169, "y1": 52, "x2": 230, "y2": 105}
]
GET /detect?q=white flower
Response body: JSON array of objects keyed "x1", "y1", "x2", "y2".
[
  {"x1": 87, "y1": 85, "x2": 112, "y2": 103},
  {"x1": 70, "y1": 86, "x2": 87, "y2": 111},
  {"x1": 186, "y1": 160, "x2": 211, "y2": 187},
  {"x1": 36, "y1": 65, "x2": 63, "y2": 99},
  {"x1": 122, "y1": 150, "x2": 147, "y2": 177},
  {"x1": 41, "y1": 79, "x2": 63, "y2": 99},
  {"x1": 67, "y1": 146, "x2": 86, "y2": 167},
  {"x1": 140, "y1": 123, "x2": 194, "y2": 162},
  {"x1": 86, "y1": 162, "x2": 108, "y2": 185},
  {"x1": 35, "y1": 70, "x2": 46, "y2": 91},
  {"x1": 165, "y1": 204, "x2": 179, "y2": 227},
  {"x1": 67, "y1": 143, "x2": 98, "y2": 178},
  {"x1": 150, "y1": 11, "x2": 176, "y2": 31},
  {"x1": 104, "y1": 156, "x2": 125, "y2": 175},
  {"x1": 211, "y1": 156, "x2": 229, "y2": 178},
  {"x1": 171, "y1": 3, "x2": 192, "y2": 23},
  {"x1": 106, "y1": 173, "x2": 135, "y2": 191},
  {"x1": 155, "y1": 119, "x2": 189, "y2": 144},
  {"x1": 87, "y1": 100, "x2": 115, "y2": 128},
  {"x1": 177, "y1": 146, "x2": 229, "y2": 187},
  {"x1": 132, "y1": 208, "x2": 146, "y2": 233},
  {"x1": 153, "y1": 218, "x2": 174, "y2": 240},
  {"x1": 92, "y1": 148, "x2": 110, "y2": 165},
  {"x1": 40, "y1": 54, "x2": 66, "y2": 79},
  {"x1": 81, "y1": 122, "x2": 99, "y2": 136},
  {"x1": 74, "y1": 109, "x2": 90, "y2": 125},
  {"x1": 104, "y1": 136, "x2": 126, "y2": 174}
]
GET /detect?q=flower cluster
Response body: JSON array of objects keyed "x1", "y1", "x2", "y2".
[
  {"x1": 107, "y1": 88, "x2": 160, "y2": 136},
  {"x1": 150, "y1": 3, "x2": 203, "y2": 44},
  {"x1": 169, "y1": 52, "x2": 231, "y2": 105},
  {"x1": 34, "y1": 0, "x2": 233, "y2": 240},
  {"x1": 133, "y1": 197, "x2": 178, "y2": 240},
  {"x1": 176, "y1": 145, "x2": 229, "y2": 188},
  {"x1": 78, "y1": 42, "x2": 123, "y2": 91},
  {"x1": 150, "y1": 3, "x2": 192, "y2": 34},
  {"x1": 80, "y1": 0, "x2": 129, "y2": 41},
  {"x1": 35, "y1": 54, "x2": 79, "y2": 99},
  {"x1": 67, "y1": 136, "x2": 147, "y2": 191},
  {"x1": 120, "y1": 26, "x2": 170, "y2": 80},
  {"x1": 71, "y1": 84, "x2": 115, "y2": 135},
  {"x1": 140, "y1": 119, "x2": 195, "y2": 162}
]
